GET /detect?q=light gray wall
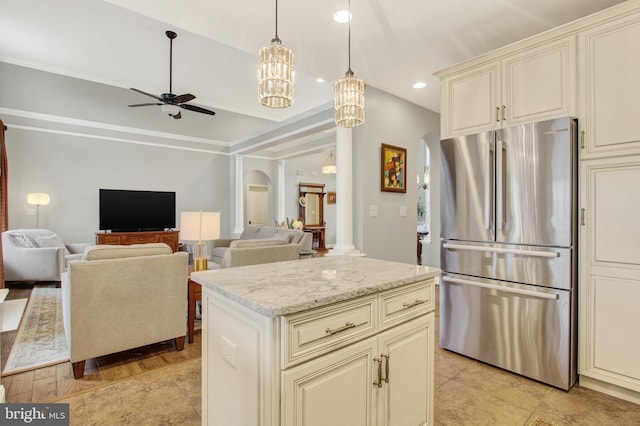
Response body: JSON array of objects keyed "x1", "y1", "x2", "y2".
[
  {"x1": 6, "y1": 128, "x2": 229, "y2": 243},
  {"x1": 353, "y1": 87, "x2": 441, "y2": 266},
  {"x1": 0, "y1": 61, "x2": 271, "y2": 244}
]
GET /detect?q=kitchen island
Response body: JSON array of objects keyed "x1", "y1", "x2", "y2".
[{"x1": 191, "y1": 255, "x2": 439, "y2": 426}]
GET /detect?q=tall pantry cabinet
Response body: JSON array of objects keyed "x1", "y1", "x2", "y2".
[
  {"x1": 577, "y1": 4, "x2": 640, "y2": 403},
  {"x1": 436, "y1": 0, "x2": 640, "y2": 404}
]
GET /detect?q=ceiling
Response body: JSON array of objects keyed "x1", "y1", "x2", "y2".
[{"x1": 0, "y1": 0, "x2": 626, "y2": 156}]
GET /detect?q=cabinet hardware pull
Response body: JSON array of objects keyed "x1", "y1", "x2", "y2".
[
  {"x1": 581, "y1": 130, "x2": 585, "y2": 149},
  {"x1": 325, "y1": 322, "x2": 356, "y2": 335},
  {"x1": 581, "y1": 208, "x2": 586, "y2": 226},
  {"x1": 501, "y1": 105, "x2": 506, "y2": 121},
  {"x1": 373, "y1": 357, "x2": 383, "y2": 388},
  {"x1": 381, "y1": 354, "x2": 389, "y2": 383},
  {"x1": 402, "y1": 299, "x2": 425, "y2": 309},
  {"x1": 496, "y1": 106, "x2": 500, "y2": 122}
]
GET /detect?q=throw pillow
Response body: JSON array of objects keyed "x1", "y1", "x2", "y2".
[
  {"x1": 8, "y1": 232, "x2": 37, "y2": 248},
  {"x1": 34, "y1": 234, "x2": 70, "y2": 254},
  {"x1": 273, "y1": 232, "x2": 292, "y2": 243}
]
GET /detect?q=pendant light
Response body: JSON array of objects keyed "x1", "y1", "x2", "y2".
[
  {"x1": 334, "y1": 0, "x2": 365, "y2": 127},
  {"x1": 322, "y1": 150, "x2": 337, "y2": 174},
  {"x1": 258, "y1": 0, "x2": 294, "y2": 108}
]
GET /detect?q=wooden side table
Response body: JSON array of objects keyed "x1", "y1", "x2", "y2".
[{"x1": 187, "y1": 278, "x2": 202, "y2": 344}]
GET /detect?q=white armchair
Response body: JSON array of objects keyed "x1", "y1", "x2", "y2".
[{"x1": 2, "y1": 229, "x2": 90, "y2": 283}]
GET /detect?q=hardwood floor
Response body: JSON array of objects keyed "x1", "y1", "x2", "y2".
[{"x1": 1, "y1": 284, "x2": 202, "y2": 403}]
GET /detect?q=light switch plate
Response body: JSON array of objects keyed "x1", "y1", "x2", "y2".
[
  {"x1": 400, "y1": 205, "x2": 407, "y2": 217},
  {"x1": 26, "y1": 208, "x2": 36, "y2": 216},
  {"x1": 369, "y1": 205, "x2": 378, "y2": 217}
]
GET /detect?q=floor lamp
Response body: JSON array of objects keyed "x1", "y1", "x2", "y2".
[
  {"x1": 180, "y1": 211, "x2": 220, "y2": 271},
  {"x1": 27, "y1": 192, "x2": 50, "y2": 228}
]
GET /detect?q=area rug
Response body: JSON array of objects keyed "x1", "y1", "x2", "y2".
[
  {"x1": 1, "y1": 298, "x2": 27, "y2": 332},
  {"x1": 2, "y1": 286, "x2": 69, "y2": 376}
]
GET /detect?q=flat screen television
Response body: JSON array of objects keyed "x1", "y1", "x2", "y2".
[{"x1": 99, "y1": 189, "x2": 176, "y2": 232}]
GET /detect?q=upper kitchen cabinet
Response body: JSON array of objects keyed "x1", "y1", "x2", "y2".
[
  {"x1": 578, "y1": 12, "x2": 640, "y2": 158},
  {"x1": 437, "y1": 36, "x2": 576, "y2": 139}
]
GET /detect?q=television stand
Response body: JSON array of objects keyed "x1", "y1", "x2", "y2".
[{"x1": 96, "y1": 230, "x2": 179, "y2": 252}]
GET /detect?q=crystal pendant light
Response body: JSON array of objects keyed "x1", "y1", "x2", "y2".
[
  {"x1": 334, "y1": 0, "x2": 365, "y2": 127},
  {"x1": 258, "y1": 0, "x2": 294, "y2": 108}
]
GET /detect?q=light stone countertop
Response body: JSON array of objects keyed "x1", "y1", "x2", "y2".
[{"x1": 190, "y1": 255, "x2": 440, "y2": 317}]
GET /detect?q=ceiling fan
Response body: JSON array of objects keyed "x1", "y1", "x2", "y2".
[{"x1": 128, "y1": 30, "x2": 216, "y2": 120}]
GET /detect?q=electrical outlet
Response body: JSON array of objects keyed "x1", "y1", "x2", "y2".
[
  {"x1": 221, "y1": 335, "x2": 237, "y2": 368},
  {"x1": 26, "y1": 208, "x2": 36, "y2": 216}
]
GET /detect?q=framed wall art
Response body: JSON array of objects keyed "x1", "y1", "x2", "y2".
[
  {"x1": 380, "y1": 143, "x2": 407, "y2": 193},
  {"x1": 327, "y1": 191, "x2": 336, "y2": 204}
]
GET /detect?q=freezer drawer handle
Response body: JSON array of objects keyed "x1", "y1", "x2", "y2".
[
  {"x1": 442, "y1": 276, "x2": 559, "y2": 300},
  {"x1": 443, "y1": 243, "x2": 559, "y2": 258}
]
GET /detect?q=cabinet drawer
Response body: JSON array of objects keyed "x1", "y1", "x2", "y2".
[
  {"x1": 281, "y1": 295, "x2": 377, "y2": 368},
  {"x1": 121, "y1": 234, "x2": 158, "y2": 244},
  {"x1": 99, "y1": 235, "x2": 121, "y2": 245},
  {"x1": 379, "y1": 280, "x2": 434, "y2": 330}
]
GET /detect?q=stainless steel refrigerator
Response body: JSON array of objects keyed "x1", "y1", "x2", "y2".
[{"x1": 439, "y1": 116, "x2": 578, "y2": 390}]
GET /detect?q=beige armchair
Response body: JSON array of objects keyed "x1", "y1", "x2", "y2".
[
  {"x1": 62, "y1": 243, "x2": 188, "y2": 379},
  {"x1": 2, "y1": 229, "x2": 90, "y2": 283}
]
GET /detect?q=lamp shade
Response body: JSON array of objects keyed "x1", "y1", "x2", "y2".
[
  {"x1": 27, "y1": 192, "x2": 50, "y2": 206},
  {"x1": 180, "y1": 211, "x2": 220, "y2": 241}
]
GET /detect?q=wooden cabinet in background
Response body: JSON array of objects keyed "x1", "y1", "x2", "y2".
[{"x1": 96, "y1": 230, "x2": 180, "y2": 252}]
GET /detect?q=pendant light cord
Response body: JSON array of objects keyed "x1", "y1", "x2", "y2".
[
  {"x1": 274, "y1": 0, "x2": 280, "y2": 41},
  {"x1": 347, "y1": 0, "x2": 353, "y2": 75}
]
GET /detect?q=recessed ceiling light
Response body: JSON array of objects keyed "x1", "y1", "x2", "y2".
[
  {"x1": 413, "y1": 82, "x2": 427, "y2": 89},
  {"x1": 317, "y1": 78, "x2": 325, "y2": 83},
  {"x1": 333, "y1": 10, "x2": 352, "y2": 23}
]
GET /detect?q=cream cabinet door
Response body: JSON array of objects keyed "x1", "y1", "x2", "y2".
[
  {"x1": 282, "y1": 336, "x2": 377, "y2": 426},
  {"x1": 440, "y1": 35, "x2": 575, "y2": 139},
  {"x1": 502, "y1": 36, "x2": 575, "y2": 126},
  {"x1": 579, "y1": 156, "x2": 640, "y2": 395},
  {"x1": 441, "y1": 62, "x2": 501, "y2": 138},
  {"x1": 579, "y1": 13, "x2": 640, "y2": 158},
  {"x1": 376, "y1": 314, "x2": 434, "y2": 426}
]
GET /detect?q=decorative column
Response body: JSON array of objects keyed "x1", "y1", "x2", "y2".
[
  {"x1": 277, "y1": 159, "x2": 286, "y2": 223},
  {"x1": 233, "y1": 154, "x2": 244, "y2": 236},
  {"x1": 327, "y1": 126, "x2": 364, "y2": 256}
]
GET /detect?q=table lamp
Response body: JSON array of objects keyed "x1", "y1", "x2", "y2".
[{"x1": 180, "y1": 211, "x2": 220, "y2": 271}]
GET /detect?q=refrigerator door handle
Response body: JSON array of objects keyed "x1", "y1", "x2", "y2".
[
  {"x1": 442, "y1": 276, "x2": 559, "y2": 300},
  {"x1": 496, "y1": 138, "x2": 504, "y2": 230},
  {"x1": 484, "y1": 141, "x2": 493, "y2": 230},
  {"x1": 443, "y1": 243, "x2": 560, "y2": 258}
]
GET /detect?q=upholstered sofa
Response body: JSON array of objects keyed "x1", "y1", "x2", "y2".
[
  {"x1": 211, "y1": 226, "x2": 312, "y2": 265},
  {"x1": 62, "y1": 243, "x2": 188, "y2": 379},
  {"x1": 217, "y1": 238, "x2": 301, "y2": 268},
  {"x1": 2, "y1": 229, "x2": 90, "y2": 283}
]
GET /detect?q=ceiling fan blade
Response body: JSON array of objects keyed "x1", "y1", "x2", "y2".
[
  {"x1": 180, "y1": 104, "x2": 216, "y2": 116},
  {"x1": 130, "y1": 88, "x2": 163, "y2": 102},
  {"x1": 173, "y1": 93, "x2": 196, "y2": 104},
  {"x1": 172, "y1": 111, "x2": 182, "y2": 120},
  {"x1": 128, "y1": 103, "x2": 163, "y2": 107}
]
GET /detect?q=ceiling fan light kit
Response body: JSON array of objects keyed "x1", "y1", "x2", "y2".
[
  {"x1": 334, "y1": 0, "x2": 365, "y2": 128},
  {"x1": 258, "y1": 0, "x2": 295, "y2": 109},
  {"x1": 128, "y1": 30, "x2": 216, "y2": 119}
]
